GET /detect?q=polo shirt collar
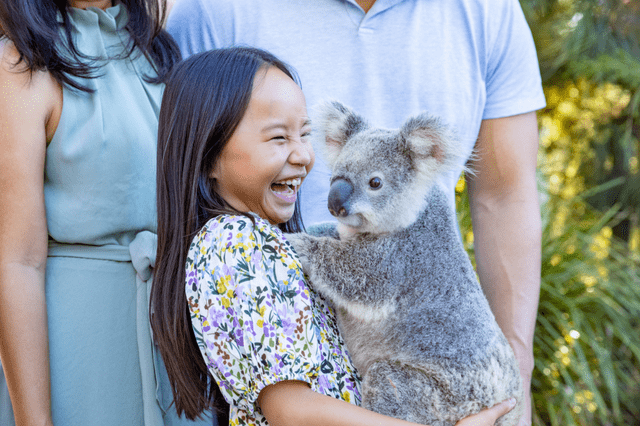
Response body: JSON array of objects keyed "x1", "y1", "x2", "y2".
[{"x1": 343, "y1": 0, "x2": 406, "y2": 16}]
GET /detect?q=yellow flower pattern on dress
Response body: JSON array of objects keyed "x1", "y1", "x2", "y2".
[{"x1": 185, "y1": 215, "x2": 361, "y2": 425}]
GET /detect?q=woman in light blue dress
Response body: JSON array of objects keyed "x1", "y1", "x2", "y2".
[{"x1": 0, "y1": 1, "x2": 213, "y2": 424}]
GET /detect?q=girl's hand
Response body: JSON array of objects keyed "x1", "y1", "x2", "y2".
[{"x1": 454, "y1": 398, "x2": 517, "y2": 426}]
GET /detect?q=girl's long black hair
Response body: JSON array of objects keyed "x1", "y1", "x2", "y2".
[
  {"x1": 0, "y1": 0, "x2": 180, "y2": 91},
  {"x1": 152, "y1": 47, "x2": 304, "y2": 421}
]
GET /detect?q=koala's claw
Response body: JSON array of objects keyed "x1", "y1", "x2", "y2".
[
  {"x1": 295, "y1": 249, "x2": 311, "y2": 272},
  {"x1": 285, "y1": 233, "x2": 311, "y2": 271}
]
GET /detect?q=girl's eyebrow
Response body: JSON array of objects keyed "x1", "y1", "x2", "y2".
[
  {"x1": 261, "y1": 123, "x2": 287, "y2": 132},
  {"x1": 262, "y1": 119, "x2": 312, "y2": 132}
]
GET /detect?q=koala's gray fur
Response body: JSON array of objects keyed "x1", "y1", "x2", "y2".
[{"x1": 286, "y1": 101, "x2": 524, "y2": 426}]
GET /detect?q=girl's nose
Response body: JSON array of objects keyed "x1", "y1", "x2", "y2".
[{"x1": 290, "y1": 138, "x2": 314, "y2": 167}]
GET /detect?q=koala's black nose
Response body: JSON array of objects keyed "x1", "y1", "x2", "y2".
[{"x1": 328, "y1": 179, "x2": 354, "y2": 218}]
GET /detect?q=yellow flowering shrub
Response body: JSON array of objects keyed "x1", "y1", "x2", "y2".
[{"x1": 455, "y1": 78, "x2": 640, "y2": 425}]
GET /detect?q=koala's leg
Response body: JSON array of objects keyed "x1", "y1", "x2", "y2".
[
  {"x1": 360, "y1": 361, "x2": 411, "y2": 422},
  {"x1": 361, "y1": 361, "x2": 486, "y2": 426}
]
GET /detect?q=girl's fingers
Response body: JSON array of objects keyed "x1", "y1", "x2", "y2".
[
  {"x1": 488, "y1": 398, "x2": 517, "y2": 418},
  {"x1": 455, "y1": 398, "x2": 517, "y2": 426}
]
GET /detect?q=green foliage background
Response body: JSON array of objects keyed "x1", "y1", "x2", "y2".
[{"x1": 455, "y1": 1, "x2": 640, "y2": 424}]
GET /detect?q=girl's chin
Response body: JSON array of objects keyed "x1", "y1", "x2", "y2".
[{"x1": 262, "y1": 205, "x2": 296, "y2": 225}]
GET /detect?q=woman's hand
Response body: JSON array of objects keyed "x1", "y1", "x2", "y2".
[{"x1": 455, "y1": 398, "x2": 517, "y2": 426}]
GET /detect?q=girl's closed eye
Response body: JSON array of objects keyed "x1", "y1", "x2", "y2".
[{"x1": 300, "y1": 120, "x2": 312, "y2": 139}]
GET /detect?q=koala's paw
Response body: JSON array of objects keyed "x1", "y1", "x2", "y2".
[
  {"x1": 307, "y1": 222, "x2": 340, "y2": 239},
  {"x1": 284, "y1": 232, "x2": 312, "y2": 272}
]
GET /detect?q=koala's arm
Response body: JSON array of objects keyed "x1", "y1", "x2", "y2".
[
  {"x1": 285, "y1": 232, "x2": 397, "y2": 306},
  {"x1": 467, "y1": 111, "x2": 541, "y2": 426}
]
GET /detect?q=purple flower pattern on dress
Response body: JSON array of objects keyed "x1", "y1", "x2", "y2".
[{"x1": 185, "y1": 215, "x2": 361, "y2": 426}]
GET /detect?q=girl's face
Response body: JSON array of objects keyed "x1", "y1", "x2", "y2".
[{"x1": 211, "y1": 66, "x2": 315, "y2": 225}]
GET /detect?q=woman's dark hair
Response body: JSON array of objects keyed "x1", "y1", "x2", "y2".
[
  {"x1": 0, "y1": 0, "x2": 180, "y2": 91},
  {"x1": 152, "y1": 47, "x2": 305, "y2": 421}
]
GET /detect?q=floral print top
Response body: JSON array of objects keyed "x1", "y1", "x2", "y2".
[{"x1": 185, "y1": 214, "x2": 362, "y2": 425}]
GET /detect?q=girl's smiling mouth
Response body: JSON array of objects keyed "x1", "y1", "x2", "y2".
[{"x1": 271, "y1": 177, "x2": 302, "y2": 203}]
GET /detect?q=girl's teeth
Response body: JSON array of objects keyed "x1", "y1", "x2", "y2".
[{"x1": 278, "y1": 178, "x2": 300, "y2": 186}]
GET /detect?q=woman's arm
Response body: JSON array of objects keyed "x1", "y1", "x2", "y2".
[
  {"x1": 0, "y1": 42, "x2": 62, "y2": 426},
  {"x1": 258, "y1": 380, "x2": 515, "y2": 426}
]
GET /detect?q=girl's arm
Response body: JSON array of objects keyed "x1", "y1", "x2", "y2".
[
  {"x1": 259, "y1": 380, "x2": 516, "y2": 426},
  {"x1": 0, "y1": 41, "x2": 62, "y2": 426}
]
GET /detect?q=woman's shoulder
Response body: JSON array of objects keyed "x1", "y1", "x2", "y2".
[
  {"x1": 1, "y1": 40, "x2": 36, "y2": 93},
  {"x1": 1, "y1": 39, "x2": 23, "y2": 71},
  {"x1": 1, "y1": 39, "x2": 52, "y2": 88},
  {"x1": 0, "y1": 39, "x2": 62, "y2": 139}
]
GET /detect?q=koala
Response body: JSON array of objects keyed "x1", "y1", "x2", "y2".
[{"x1": 285, "y1": 101, "x2": 524, "y2": 426}]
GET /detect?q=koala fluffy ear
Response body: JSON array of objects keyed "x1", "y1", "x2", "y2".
[
  {"x1": 316, "y1": 101, "x2": 368, "y2": 166},
  {"x1": 400, "y1": 113, "x2": 456, "y2": 173}
]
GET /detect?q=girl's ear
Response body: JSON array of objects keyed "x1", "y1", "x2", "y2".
[{"x1": 316, "y1": 100, "x2": 368, "y2": 166}]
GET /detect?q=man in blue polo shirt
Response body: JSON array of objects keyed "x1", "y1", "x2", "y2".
[{"x1": 168, "y1": 1, "x2": 546, "y2": 424}]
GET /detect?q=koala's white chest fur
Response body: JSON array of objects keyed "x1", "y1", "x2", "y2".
[
  {"x1": 336, "y1": 307, "x2": 397, "y2": 375},
  {"x1": 340, "y1": 298, "x2": 396, "y2": 323}
]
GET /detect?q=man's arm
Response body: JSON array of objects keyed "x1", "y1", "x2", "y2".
[{"x1": 466, "y1": 111, "x2": 541, "y2": 426}]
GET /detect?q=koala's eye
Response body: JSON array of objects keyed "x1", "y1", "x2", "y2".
[{"x1": 369, "y1": 177, "x2": 382, "y2": 189}]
